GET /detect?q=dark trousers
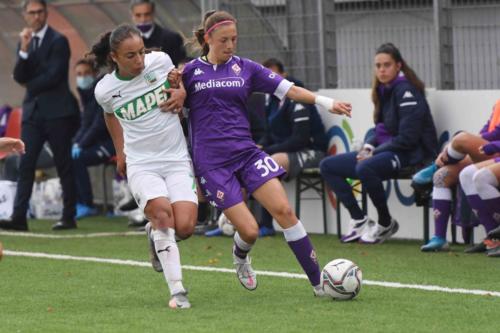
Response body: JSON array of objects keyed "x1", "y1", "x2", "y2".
[
  {"x1": 74, "y1": 141, "x2": 115, "y2": 206},
  {"x1": 13, "y1": 116, "x2": 79, "y2": 222},
  {"x1": 320, "y1": 151, "x2": 410, "y2": 222}
]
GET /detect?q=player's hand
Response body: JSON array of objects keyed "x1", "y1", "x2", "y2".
[
  {"x1": 19, "y1": 28, "x2": 33, "y2": 53},
  {"x1": 356, "y1": 148, "x2": 373, "y2": 161},
  {"x1": 160, "y1": 86, "x2": 186, "y2": 114},
  {"x1": 435, "y1": 150, "x2": 448, "y2": 167},
  {"x1": 167, "y1": 69, "x2": 182, "y2": 89},
  {"x1": 0, "y1": 138, "x2": 25, "y2": 154},
  {"x1": 116, "y1": 154, "x2": 127, "y2": 177},
  {"x1": 330, "y1": 101, "x2": 352, "y2": 117}
]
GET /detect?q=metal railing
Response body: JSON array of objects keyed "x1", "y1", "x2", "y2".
[{"x1": 199, "y1": 0, "x2": 500, "y2": 90}]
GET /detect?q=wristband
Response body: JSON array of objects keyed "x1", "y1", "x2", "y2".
[{"x1": 315, "y1": 95, "x2": 335, "y2": 111}]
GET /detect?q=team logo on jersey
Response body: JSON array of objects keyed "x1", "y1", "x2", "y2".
[
  {"x1": 402, "y1": 91, "x2": 414, "y2": 99},
  {"x1": 114, "y1": 82, "x2": 169, "y2": 120},
  {"x1": 144, "y1": 72, "x2": 158, "y2": 85},
  {"x1": 112, "y1": 91, "x2": 122, "y2": 99},
  {"x1": 194, "y1": 68, "x2": 204, "y2": 76},
  {"x1": 268, "y1": 73, "x2": 276, "y2": 79},
  {"x1": 216, "y1": 190, "x2": 225, "y2": 201},
  {"x1": 231, "y1": 63, "x2": 241, "y2": 75}
]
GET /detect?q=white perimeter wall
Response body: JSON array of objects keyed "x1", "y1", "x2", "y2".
[{"x1": 284, "y1": 89, "x2": 498, "y2": 243}]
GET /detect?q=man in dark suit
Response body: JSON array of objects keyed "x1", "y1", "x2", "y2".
[
  {"x1": 130, "y1": 0, "x2": 186, "y2": 66},
  {"x1": 0, "y1": 0, "x2": 79, "y2": 231}
]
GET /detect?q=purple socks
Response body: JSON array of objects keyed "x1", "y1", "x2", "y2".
[
  {"x1": 432, "y1": 187, "x2": 452, "y2": 239},
  {"x1": 283, "y1": 221, "x2": 321, "y2": 286}
]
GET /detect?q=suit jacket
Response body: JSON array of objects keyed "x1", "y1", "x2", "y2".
[
  {"x1": 143, "y1": 24, "x2": 186, "y2": 66},
  {"x1": 13, "y1": 26, "x2": 79, "y2": 122}
]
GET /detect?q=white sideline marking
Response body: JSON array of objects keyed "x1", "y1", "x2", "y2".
[
  {"x1": 0, "y1": 231, "x2": 144, "y2": 239},
  {"x1": 4, "y1": 250, "x2": 500, "y2": 298}
]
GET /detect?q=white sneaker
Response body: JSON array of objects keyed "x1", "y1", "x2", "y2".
[
  {"x1": 359, "y1": 219, "x2": 399, "y2": 244},
  {"x1": 313, "y1": 285, "x2": 326, "y2": 297},
  {"x1": 233, "y1": 253, "x2": 258, "y2": 290},
  {"x1": 340, "y1": 216, "x2": 371, "y2": 243},
  {"x1": 168, "y1": 291, "x2": 191, "y2": 309},
  {"x1": 145, "y1": 222, "x2": 163, "y2": 273}
]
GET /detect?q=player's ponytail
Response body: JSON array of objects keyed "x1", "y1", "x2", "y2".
[{"x1": 88, "y1": 24, "x2": 142, "y2": 72}]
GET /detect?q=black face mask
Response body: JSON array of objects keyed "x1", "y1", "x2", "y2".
[{"x1": 136, "y1": 23, "x2": 153, "y2": 33}]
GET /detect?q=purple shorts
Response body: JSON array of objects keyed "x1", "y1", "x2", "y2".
[{"x1": 197, "y1": 149, "x2": 286, "y2": 210}]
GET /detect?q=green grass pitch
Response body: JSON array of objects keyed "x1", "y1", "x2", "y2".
[{"x1": 0, "y1": 217, "x2": 499, "y2": 333}]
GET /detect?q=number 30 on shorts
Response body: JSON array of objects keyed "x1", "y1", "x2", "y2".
[{"x1": 254, "y1": 156, "x2": 280, "y2": 177}]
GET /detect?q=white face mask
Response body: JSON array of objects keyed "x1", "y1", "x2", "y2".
[{"x1": 76, "y1": 75, "x2": 94, "y2": 90}]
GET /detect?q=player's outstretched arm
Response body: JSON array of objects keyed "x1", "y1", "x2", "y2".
[
  {"x1": 104, "y1": 113, "x2": 126, "y2": 177},
  {"x1": 285, "y1": 85, "x2": 352, "y2": 117}
]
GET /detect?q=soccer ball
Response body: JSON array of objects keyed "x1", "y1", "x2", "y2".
[
  {"x1": 217, "y1": 213, "x2": 235, "y2": 236},
  {"x1": 321, "y1": 259, "x2": 362, "y2": 300}
]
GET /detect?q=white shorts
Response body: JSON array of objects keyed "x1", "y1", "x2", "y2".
[{"x1": 127, "y1": 160, "x2": 198, "y2": 213}]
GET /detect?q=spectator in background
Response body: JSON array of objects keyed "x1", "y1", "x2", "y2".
[
  {"x1": 0, "y1": 0, "x2": 79, "y2": 231},
  {"x1": 130, "y1": 0, "x2": 186, "y2": 66},
  {"x1": 320, "y1": 43, "x2": 438, "y2": 244},
  {"x1": 72, "y1": 58, "x2": 115, "y2": 219},
  {"x1": 257, "y1": 58, "x2": 328, "y2": 237}
]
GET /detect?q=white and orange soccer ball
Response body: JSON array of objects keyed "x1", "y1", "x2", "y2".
[{"x1": 320, "y1": 259, "x2": 362, "y2": 300}]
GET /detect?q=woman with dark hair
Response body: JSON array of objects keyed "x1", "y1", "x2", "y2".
[
  {"x1": 320, "y1": 43, "x2": 438, "y2": 244},
  {"x1": 90, "y1": 24, "x2": 196, "y2": 309},
  {"x1": 177, "y1": 10, "x2": 352, "y2": 296}
]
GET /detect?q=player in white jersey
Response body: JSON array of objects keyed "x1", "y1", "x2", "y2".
[{"x1": 91, "y1": 24, "x2": 196, "y2": 309}]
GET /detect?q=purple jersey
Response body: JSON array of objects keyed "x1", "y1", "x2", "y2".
[{"x1": 183, "y1": 56, "x2": 293, "y2": 173}]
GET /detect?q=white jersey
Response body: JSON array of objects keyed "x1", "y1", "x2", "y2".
[{"x1": 95, "y1": 51, "x2": 189, "y2": 166}]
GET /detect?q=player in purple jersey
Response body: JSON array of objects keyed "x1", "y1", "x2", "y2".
[{"x1": 177, "y1": 11, "x2": 352, "y2": 296}]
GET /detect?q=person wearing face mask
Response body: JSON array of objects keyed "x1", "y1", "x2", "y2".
[
  {"x1": 130, "y1": 0, "x2": 186, "y2": 67},
  {"x1": 72, "y1": 58, "x2": 115, "y2": 219},
  {"x1": 0, "y1": 0, "x2": 79, "y2": 231}
]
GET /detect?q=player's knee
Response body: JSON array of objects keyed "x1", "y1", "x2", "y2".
[
  {"x1": 272, "y1": 202, "x2": 295, "y2": 222},
  {"x1": 145, "y1": 205, "x2": 172, "y2": 224},
  {"x1": 242, "y1": 224, "x2": 259, "y2": 242},
  {"x1": 355, "y1": 163, "x2": 373, "y2": 181},
  {"x1": 176, "y1": 222, "x2": 195, "y2": 240},
  {"x1": 451, "y1": 132, "x2": 473, "y2": 151},
  {"x1": 472, "y1": 168, "x2": 493, "y2": 194},
  {"x1": 459, "y1": 164, "x2": 476, "y2": 190}
]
